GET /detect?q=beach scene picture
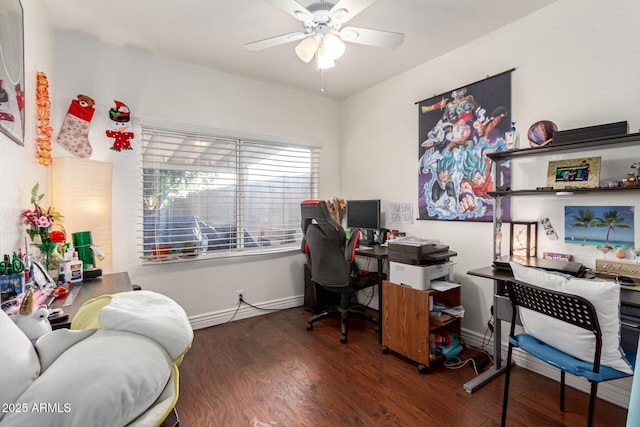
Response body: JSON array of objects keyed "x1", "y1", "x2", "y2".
[{"x1": 564, "y1": 206, "x2": 635, "y2": 257}]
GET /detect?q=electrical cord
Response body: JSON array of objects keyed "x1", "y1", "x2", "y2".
[
  {"x1": 238, "y1": 296, "x2": 282, "y2": 312},
  {"x1": 225, "y1": 300, "x2": 242, "y2": 323},
  {"x1": 443, "y1": 355, "x2": 479, "y2": 376}
]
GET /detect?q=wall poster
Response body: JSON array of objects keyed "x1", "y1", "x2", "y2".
[{"x1": 417, "y1": 70, "x2": 512, "y2": 222}]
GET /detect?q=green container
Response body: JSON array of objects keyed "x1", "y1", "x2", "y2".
[{"x1": 72, "y1": 231, "x2": 95, "y2": 269}]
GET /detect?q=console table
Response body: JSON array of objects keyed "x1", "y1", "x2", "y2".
[{"x1": 50, "y1": 272, "x2": 133, "y2": 329}]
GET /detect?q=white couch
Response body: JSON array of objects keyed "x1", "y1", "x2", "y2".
[{"x1": 0, "y1": 290, "x2": 193, "y2": 427}]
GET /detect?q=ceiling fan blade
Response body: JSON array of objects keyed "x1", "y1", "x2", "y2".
[
  {"x1": 245, "y1": 32, "x2": 307, "y2": 51},
  {"x1": 267, "y1": 0, "x2": 314, "y2": 23},
  {"x1": 329, "y1": 0, "x2": 376, "y2": 24},
  {"x1": 340, "y1": 26, "x2": 404, "y2": 49}
]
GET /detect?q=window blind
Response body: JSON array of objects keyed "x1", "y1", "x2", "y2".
[{"x1": 139, "y1": 125, "x2": 320, "y2": 262}]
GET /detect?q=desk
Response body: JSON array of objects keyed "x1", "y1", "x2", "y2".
[
  {"x1": 463, "y1": 265, "x2": 640, "y2": 393},
  {"x1": 50, "y1": 272, "x2": 133, "y2": 329},
  {"x1": 355, "y1": 245, "x2": 388, "y2": 342}
]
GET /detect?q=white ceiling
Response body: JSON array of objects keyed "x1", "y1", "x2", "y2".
[{"x1": 43, "y1": 0, "x2": 556, "y2": 100}]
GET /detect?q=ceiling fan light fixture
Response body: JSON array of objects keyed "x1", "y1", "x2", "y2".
[
  {"x1": 295, "y1": 37, "x2": 319, "y2": 63},
  {"x1": 317, "y1": 45, "x2": 335, "y2": 70},
  {"x1": 323, "y1": 33, "x2": 345, "y2": 60}
]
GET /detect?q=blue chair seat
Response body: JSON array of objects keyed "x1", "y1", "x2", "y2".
[{"x1": 510, "y1": 333, "x2": 634, "y2": 382}]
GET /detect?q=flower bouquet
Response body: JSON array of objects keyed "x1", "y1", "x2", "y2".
[{"x1": 21, "y1": 183, "x2": 67, "y2": 274}]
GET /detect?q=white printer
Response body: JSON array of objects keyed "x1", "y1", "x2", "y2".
[{"x1": 389, "y1": 261, "x2": 455, "y2": 291}]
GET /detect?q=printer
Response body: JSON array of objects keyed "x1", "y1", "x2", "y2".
[{"x1": 388, "y1": 237, "x2": 457, "y2": 290}]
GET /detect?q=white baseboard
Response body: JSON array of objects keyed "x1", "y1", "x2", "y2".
[
  {"x1": 189, "y1": 295, "x2": 304, "y2": 330},
  {"x1": 461, "y1": 328, "x2": 632, "y2": 409}
]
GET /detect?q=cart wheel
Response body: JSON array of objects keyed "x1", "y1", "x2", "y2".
[
  {"x1": 417, "y1": 364, "x2": 428, "y2": 374},
  {"x1": 306, "y1": 323, "x2": 313, "y2": 331},
  {"x1": 381, "y1": 346, "x2": 389, "y2": 354}
]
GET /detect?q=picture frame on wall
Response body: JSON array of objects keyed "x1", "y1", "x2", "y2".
[
  {"x1": 0, "y1": 0, "x2": 25, "y2": 146},
  {"x1": 546, "y1": 156, "x2": 601, "y2": 190}
]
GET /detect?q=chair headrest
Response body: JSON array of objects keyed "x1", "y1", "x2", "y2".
[{"x1": 300, "y1": 200, "x2": 344, "y2": 242}]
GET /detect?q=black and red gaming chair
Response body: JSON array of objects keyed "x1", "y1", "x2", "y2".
[{"x1": 300, "y1": 200, "x2": 379, "y2": 343}]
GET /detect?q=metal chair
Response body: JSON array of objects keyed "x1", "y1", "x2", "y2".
[{"x1": 501, "y1": 280, "x2": 634, "y2": 427}]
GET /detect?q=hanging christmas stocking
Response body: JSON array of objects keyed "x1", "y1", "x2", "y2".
[
  {"x1": 106, "y1": 100, "x2": 134, "y2": 152},
  {"x1": 56, "y1": 94, "x2": 95, "y2": 158}
]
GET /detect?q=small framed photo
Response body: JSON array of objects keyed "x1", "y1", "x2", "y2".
[{"x1": 546, "y1": 156, "x2": 601, "y2": 190}]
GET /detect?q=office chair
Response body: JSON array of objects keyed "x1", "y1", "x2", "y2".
[
  {"x1": 501, "y1": 280, "x2": 634, "y2": 427},
  {"x1": 300, "y1": 200, "x2": 379, "y2": 343}
]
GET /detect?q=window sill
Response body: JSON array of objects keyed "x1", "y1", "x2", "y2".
[{"x1": 141, "y1": 244, "x2": 300, "y2": 265}]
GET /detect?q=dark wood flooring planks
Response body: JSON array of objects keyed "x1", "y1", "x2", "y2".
[{"x1": 175, "y1": 307, "x2": 628, "y2": 426}]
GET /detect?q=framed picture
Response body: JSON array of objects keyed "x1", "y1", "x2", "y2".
[
  {"x1": 0, "y1": 0, "x2": 25, "y2": 145},
  {"x1": 546, "y1": 156, "x2": 601, "y2": 189}
]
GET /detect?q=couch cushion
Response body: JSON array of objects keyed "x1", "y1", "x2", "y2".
[
  {"x1": 0, "y1": 310, "x2": 40, "y2": 420},
  {"x1": 510, "y1": 262, "x2": 632, "y2": 374},
  {"x1": 0, "y1": 329, "x2": 172, "y2": 426}
]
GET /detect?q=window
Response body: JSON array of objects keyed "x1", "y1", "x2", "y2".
[{"x1": 140, "y1": 124, "x2": 320, "y2": 261}]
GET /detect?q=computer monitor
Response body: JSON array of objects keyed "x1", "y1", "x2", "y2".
[{"x1": 346, "y1": 199, "x2": 380, "y2": 244}]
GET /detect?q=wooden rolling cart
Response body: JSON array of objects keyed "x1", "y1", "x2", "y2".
[{"x1": 381, "y1": 280, "x2": 461, "y2": 373}]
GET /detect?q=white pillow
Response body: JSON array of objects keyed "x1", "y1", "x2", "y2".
[
  {"x1": 510, "y1": 262, "x2": 632, "y2": 374},
  {"x1": 0, "y1": 310, "x2": 40, "y2": 419}
]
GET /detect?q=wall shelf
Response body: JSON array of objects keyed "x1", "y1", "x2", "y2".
[
  {"x1": 487, "y1": 131, "x2": 640, "y2": 161},
  {"x1": 489, "y1": 131, "x2": 640, "y2": 259}
]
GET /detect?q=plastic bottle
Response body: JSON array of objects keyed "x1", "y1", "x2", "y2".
[
  {"x1": 505, "y1": 121, "x2": 520, "y2": 149},
  {"x1": 68, "y1": 251, "x2": 83, "y2": 283}
]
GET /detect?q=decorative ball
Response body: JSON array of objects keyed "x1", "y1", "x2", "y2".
[
  {"x1": 527, "y1": 120, "x2": 558, "y2": 148},
  {"x1": 615, "y1": 248, "x2": 627, "y2": 259}
]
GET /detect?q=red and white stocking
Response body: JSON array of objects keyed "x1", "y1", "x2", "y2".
[{"x1": 56, "y1": 94, "x2": 95, "y2": 158}]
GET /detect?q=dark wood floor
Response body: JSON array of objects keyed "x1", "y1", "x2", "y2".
[{"x1": 175, "y1": 307, "x2": 628, "y2": 426}]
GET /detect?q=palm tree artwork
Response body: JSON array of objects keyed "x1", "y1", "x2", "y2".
[
  {"x1": 568, "y1": 208, "x2": 596, "y2": 246},
  {"x1": 592, "y1": 209, "x2": 632, "y2": 258}
]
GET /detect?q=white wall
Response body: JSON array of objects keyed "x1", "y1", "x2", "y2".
[
  {"x1": 341, "y1": 0, "x2": 640, "y2": 406},
  {"x1": 0, "y1": 2, "x2": 55, "y2": 253},
  {"x1": 50, "y1": 33, "x2": 342, "y2": 325},
  {"x1": 342, "y1": 0, "x2": 640, "y2": 337}
]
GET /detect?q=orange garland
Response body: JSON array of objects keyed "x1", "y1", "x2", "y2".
[{"x1": 36, "y1": 72, "x2": 53, "y2": 166}]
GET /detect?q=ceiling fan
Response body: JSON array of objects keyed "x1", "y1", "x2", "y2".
[{"x1": 245, "y1": 0, "x2": 404, "y2": 69}]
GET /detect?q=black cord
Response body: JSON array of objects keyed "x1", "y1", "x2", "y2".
[
  {"x1": 225, "y1": 300, "x2": 242, "y2": 323},
  {"x1": 239, "y1": 297, "x2": 281, "y2": 312}
]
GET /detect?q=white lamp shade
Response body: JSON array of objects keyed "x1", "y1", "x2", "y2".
[
  {"x1": 295, "y1": 37, "x2": 319, "y2": 63},
  {"x1": 51, "y1": 158, "x2": 113, "y2": 273},
  {"x1": 323, "y1": 33, "x2": 345, "y2": 60},
  {"x1": 317, "y1": 45, "x2": 335, "y2": 69}
]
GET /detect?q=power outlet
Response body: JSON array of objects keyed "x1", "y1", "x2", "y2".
[{"x1": 235, "y1": 289, "x2": 245, "y2": 302}]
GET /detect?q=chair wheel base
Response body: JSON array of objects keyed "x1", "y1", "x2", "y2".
[
  {"x1": 417, "y1": 364, "x2": 428, "y2": 374},
  {"x1": 381, "y1": 345, "x2": 389, "y2": 354},
  {"x1": 306, "y1": 323, "x2": 313, "y2": 331},
  {"x1": 340, "y1": 335, "x2": 347, "y2": 344}
]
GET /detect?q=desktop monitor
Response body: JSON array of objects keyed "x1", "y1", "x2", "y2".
[{"x1": 346, "y1": 199, "x2": 380, "y2": 244}]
